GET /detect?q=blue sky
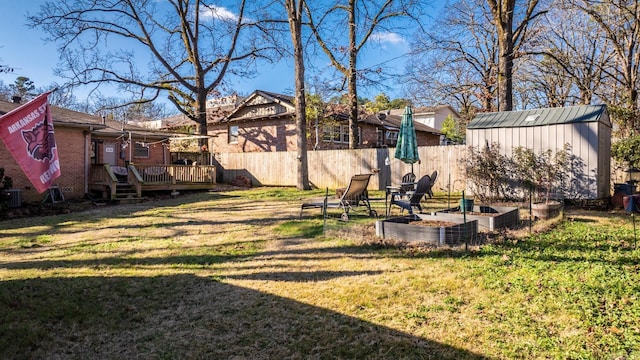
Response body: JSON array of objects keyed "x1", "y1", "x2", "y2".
[{"x1": 0, "y1": 1, "x2": 428, "y2": 104}]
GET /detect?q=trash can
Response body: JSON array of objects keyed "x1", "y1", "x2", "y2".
[
  {"x1": 614, "y1": 183, "x2": 632, "y2": 195},
  {"x1": 460, "y1": 198, "x2": 474, "y2": 212}
]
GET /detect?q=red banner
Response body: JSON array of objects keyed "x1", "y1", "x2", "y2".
[{"x1": 0, "y1": 92, "x2": 61, "y2": 193}]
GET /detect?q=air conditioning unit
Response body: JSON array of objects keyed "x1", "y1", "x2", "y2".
[{"x1": 5, "y1": 189, "x2": 22, "y2": 208}]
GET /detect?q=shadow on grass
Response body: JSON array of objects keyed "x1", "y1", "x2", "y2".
[
  {"x1": 0, "y1": 275, "x2": 489, "y2": 360},
  {"x1": 0, "y1": 191, "x2": 247, "y2": 232}
]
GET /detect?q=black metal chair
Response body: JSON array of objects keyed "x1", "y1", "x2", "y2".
[
  {"x1": 400, "y1": 172, "x2": 416, "y2": 194},
  {"x1": 388, "y1": 174, "x2": 433, "y2": 216}
]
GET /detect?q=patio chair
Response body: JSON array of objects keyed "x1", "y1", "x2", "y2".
[
  {"x1": 427, "y1": 170, "x2": 438, "y2": 198},
  {"x1": 387, "y1": 174, "x2": 433, "y2": 216},
  {"x1": 400, "y1": 172, "x2": 417, "y2": 194},
  {"x1": 300, "y1": 173, "x2": 377, "y2": 221}
]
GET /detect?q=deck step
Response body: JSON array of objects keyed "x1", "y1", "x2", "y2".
[{"x1": 114, "y1": 183, "x2": 144, "y2": 203}]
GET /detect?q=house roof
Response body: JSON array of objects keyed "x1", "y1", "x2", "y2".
[
  {"x1": 0, "y1": 99, "x2": 190, "y2": 141},
  {"x1": 468, "y1": 105, "x2": 610, "y2": 129},
  {"x1": 362, "y1": 113, "x2": 441, "y2": 135},
  {"x1": 0, "y1": 99, "x2": 106, "y2": 129},
  {"x1": 221, "y1": 90, "x2": 295, "y2": 123},
  {"x1": 321, "y1": 103, "x2": 441, "y2": 134},
  {"x1": 387, "y1": 105, "x2": 460, "y2": 119},
  {"x1": 93, "y1": 117, "x2": 178, "y2": 140}
]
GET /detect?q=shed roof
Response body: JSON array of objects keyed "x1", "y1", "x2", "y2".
[{"x1": 468, "y1": 105, "x2": 610, "y2": 129}]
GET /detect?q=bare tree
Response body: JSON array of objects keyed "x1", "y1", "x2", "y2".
[
  {"x1": 523, "y1": 4, "x2": 612, "y2": 107},
  {"x1": 304, "y1": 0, "x2": 422, "y2": 149},
  {"x1": 485, "y1": 0, "x2": 546, "y2": 111},
  {"x1": 515, "y1": 57, "x2": 576, "y2": 108},
  {"x1": 29, "y1": 0, "x2": 277, "y2": 147},
  {"x1": 407, "y1": 0, "x2": 498, "y2": 115},
  {"x1": 0, "y1": 51, "x2": 12, "y2": 74},
  {"x1": 568, "y1": 0, "x2": 640, "y2": 119},
  {"x1": 284, "y1": 0, "x2": 311, "y2": 190}
]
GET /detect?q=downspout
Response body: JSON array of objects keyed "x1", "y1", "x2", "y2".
[{"x1": 84, "y1": 127, "x2": 93, "y2": 196}]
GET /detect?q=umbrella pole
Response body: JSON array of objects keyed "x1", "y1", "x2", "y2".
[{"x1": 633, "y1": 213, "x2": 637, "y2": 249}]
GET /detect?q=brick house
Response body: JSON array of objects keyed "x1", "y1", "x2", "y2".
[
  {"x1": 206, "y1": 90, "x2": 441, "y2": 153},
  {"x1": 1, "y1": 99, "x2": 173, "y2": 203},
  {"x1": 91, "y1": 117, "x2": 173, "y2": 168},
  {"x1": 316, "y1": 105, "x2": 441, "y2": 150}
]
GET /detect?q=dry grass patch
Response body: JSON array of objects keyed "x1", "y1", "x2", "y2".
[{"x1": 1, "y1": 188, "x2": 639, "y2": 359}]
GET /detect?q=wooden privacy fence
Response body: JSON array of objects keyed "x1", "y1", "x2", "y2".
[{"x1": 218, "y1": 145, "x2": 468, "y2": 192}]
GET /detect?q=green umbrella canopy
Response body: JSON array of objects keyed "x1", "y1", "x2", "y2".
[{"x1": 394, "y1": 105, "x2": 420, "y2": 165}]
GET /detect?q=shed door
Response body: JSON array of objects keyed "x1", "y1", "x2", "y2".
[{"x1": 103, "y1": 143, "x2": 117, "y2": 165}]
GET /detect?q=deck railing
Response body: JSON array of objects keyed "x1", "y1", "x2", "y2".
[
  {"x1": 135, "y1": 164, "x2": 216, "y2": 184},
  {"x1": 89, "y1": 164, "x2": 215, "y2": 200}
]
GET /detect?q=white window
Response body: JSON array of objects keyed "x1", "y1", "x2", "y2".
[
  {"x1": 385, "y1": 131, "x2": 398, "y2": 145},
  {"x1": 322, "y1": 124, "x2": 360, "y2": 144},
  {"x1": 229, "y1": 125, "x2": 239, "y2": 144}
]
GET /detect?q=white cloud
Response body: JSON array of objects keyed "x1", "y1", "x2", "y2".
[
  {"x1": 371, "y1": 32, "x2": 405, "y2": 45},
  {"x1": 200, "y1": 5, "x2": 239, "y2": 21}
]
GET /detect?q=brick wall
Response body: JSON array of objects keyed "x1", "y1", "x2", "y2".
[
  {"x1": 1, "y1": 126, "x2": 89, "y2": 203},
  {"x1": 133, "y1": 142, "x2": 169, "y2": 165},
  {"x1": 209, "y1": 118, "x2": 297, "y2": 153},
  {"x1": 209, "y1": 119, "x2": 441, "y2": 153},
  {"x1": 93, "y1": 137, "x2": 169, "y2": 166}
]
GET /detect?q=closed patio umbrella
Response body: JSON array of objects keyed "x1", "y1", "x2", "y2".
[{"x1": 394, "y1": 105, "x2": 420, "y2": 173}]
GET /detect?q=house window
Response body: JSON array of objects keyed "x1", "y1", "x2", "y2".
[
  {"x1": 229, "y1": 125, "x2": 239, "y2": 144},
  {"x1": 322, "y1": 124, "x2": 360, "y2": 144},
  {"x1": 385, "y1": 130, "x2": 398, "y2": 146},
  {"x1": 134, "y1": 142, "x2": 149, "y2": 158}
]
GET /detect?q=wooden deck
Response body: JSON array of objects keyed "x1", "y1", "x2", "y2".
[{"x1": 89, "y1": 164, "x2": 217, "y2": 200}]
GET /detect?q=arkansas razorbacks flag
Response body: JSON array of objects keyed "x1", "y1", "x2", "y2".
[{"x1": 0, "y1": 92, "x2": 61, "y2": 193}]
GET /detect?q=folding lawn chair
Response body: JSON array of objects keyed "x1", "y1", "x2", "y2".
[{"x1": 300, "y1": 174, "x2": 377, "y2": 221}]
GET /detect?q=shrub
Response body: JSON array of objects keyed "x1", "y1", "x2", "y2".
[
  {"x1": 511, "y1": 144, "x2": 570, "y2": 203},
  {"x1": 464, "y1": 143, "x2": 571, "y2": 203},
  {"x1": 464, "y1": 143, "x2": 516, "y2": 202}
]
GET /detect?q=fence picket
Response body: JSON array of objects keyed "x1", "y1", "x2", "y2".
[{"x1": 218, "y1": 145, "x2": 468, "y2": 192}]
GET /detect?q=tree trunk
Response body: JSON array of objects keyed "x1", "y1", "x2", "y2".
[
  {"x1": 286, "y1": 0, "x2": 310, "y2": 190},
  {"x1": 497, "y1": 37, "x2": 514, "y2": 111},
  {"x1": 196, "y1": 90, "x2": 208, "y2": 150},
  {"x1": 348, "y1": 0, "x2": 358, "y2": 149},
  {"x1": 487, "y1": 0, "x2": 515, "y2": 112}
]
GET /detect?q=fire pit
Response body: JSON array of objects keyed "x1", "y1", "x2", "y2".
[
  {"x1": 432, "y1": 205, "x2": 519, "y2": 231},
  {"x1": 376, "y1": 214, "x2": 478, "y2": 246}
]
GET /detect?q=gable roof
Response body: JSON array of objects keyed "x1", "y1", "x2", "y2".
[
  {"x1": 220, "y1": 90, "x2": 295, "y2": 123},
  {"x1": 468, "y1": 105, "x2": 610, "y2": 129}
]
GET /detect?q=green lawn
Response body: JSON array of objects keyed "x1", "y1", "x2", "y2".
[{"x1": 0, "y1": 188, "x2": 638, "y2": 359}]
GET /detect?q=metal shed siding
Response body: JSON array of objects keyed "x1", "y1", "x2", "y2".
[{"x1": 466, "y1": 105, "x2": 610, "y2": 199}]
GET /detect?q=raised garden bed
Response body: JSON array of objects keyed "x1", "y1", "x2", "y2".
[
  {"x1": 432, "y1": 205, "x2": 520, "y2": 231},
  {"x1": 376, "y1": 214, "x2": 478, "y2": 246}
]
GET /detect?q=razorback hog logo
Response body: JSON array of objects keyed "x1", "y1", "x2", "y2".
[{"x1": 21, "y1": 118, "x2": 56, "y2": 161}]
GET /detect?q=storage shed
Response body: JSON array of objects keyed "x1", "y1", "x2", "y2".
[{"x1": 466, "y1": 105, "x2": 611, "y2": 200}]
